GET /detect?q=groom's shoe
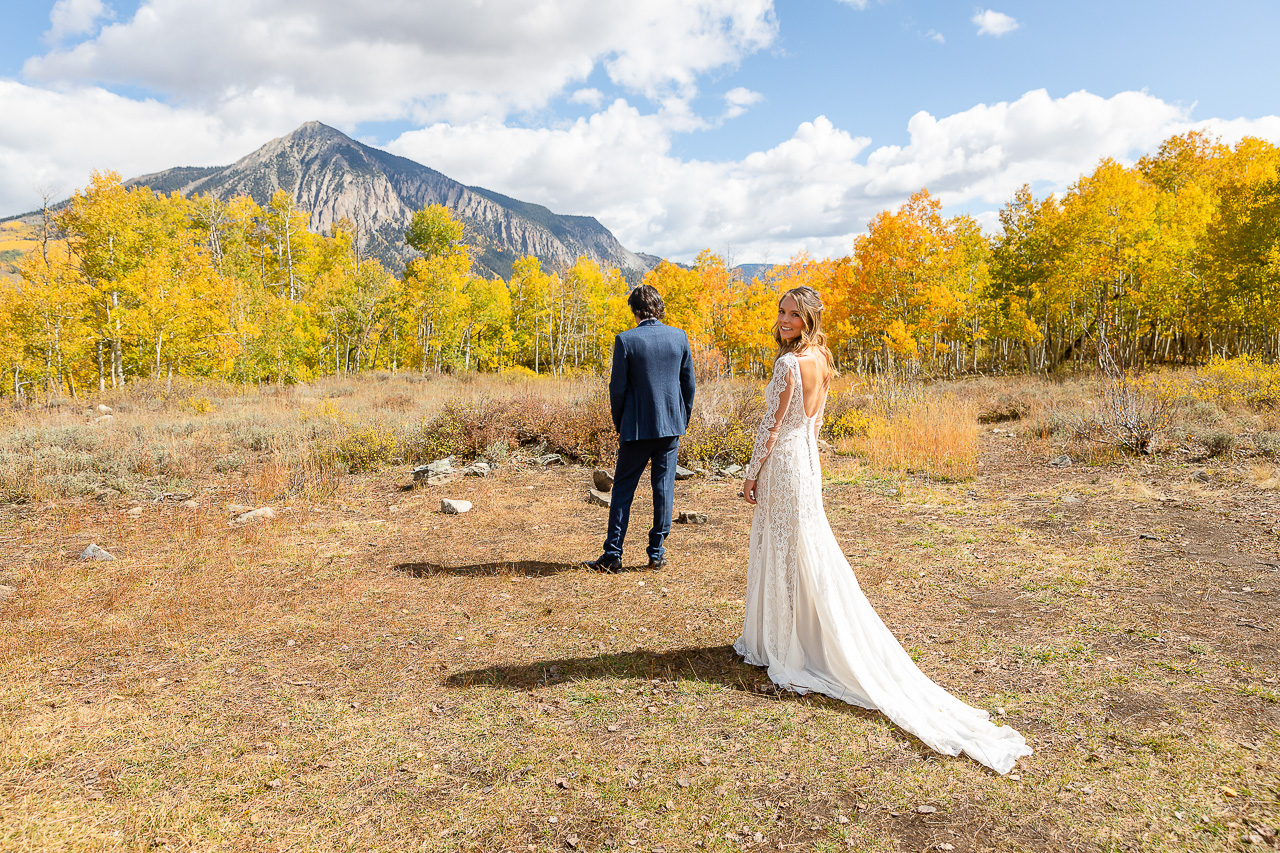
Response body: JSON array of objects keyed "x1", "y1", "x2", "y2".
[
  {"x1": 584, "y1": 555, "x2": 624, "y2": 573},
  {"x1": 646, "y1": 555, "x2": 667, "y2": 571}
]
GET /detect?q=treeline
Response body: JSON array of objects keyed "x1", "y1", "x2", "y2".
[{"x1": 2, "y1": 130, "x2": 1278, "y2": 398}]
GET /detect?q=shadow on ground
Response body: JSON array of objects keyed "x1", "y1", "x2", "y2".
[{"x1": 394, "y1": 560, "x2": 654, "y2": 577}]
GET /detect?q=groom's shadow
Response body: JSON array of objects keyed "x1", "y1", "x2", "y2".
[{"x1": 395, "y1": 560, "x2": 655, "y2": 578}]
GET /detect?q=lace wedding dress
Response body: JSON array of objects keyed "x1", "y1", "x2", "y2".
[{"x1": 734, "y1": 353, "x2": 1032, "y2": 774}]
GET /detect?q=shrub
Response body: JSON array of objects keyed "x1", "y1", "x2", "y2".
[
  {"x1": 1192, "y1": 355, "x2": 1280, "y2": 410},
  {"x1": 977, "y1": 394, "x2": 1031, "y2": 424},
  {"x1": 334, "y1": 424, "x2": 399, "y2": 473},
  {"x1": 1201, "y1": 431, "x2": 1237, "y2": 458},
  {"x1": 680, "y1": 385, "x2": 760, "y2": 468}
]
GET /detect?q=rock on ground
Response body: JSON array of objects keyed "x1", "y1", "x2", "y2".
[
  {"x1": 462, "y1": 461, "x2": 491, "y2": 477},
  {"x1": 588, "y1": 489, "x2": 611, "y2": 507},
  {"x1": 676, "y1": 511, "x2": 708, "y2": 524},
  {"x1": 1049, "y1": 454, "x2": 1072, "y2": 467},
  {"x1": 592, "y1": 469, "x2": 614, "y2": 491},
  {"x1": 674, "y1": 466, "x2": 697, "y2": 480},
  {"x1": 232, "y1": 507, "x2": 276, "y2": 524},
  {"x1": 80, "y1": 544, "x2": 116, "y2": 561},
  {"x1": 720, "y1": 463, "x2": 744, "y2": 477},
  {"x1": 440, "y1": 499, "x2": 472, "y2": 514},
  {"x1": 0, "y1": 584, "x2": 16, "y2": 602},
  {"x1": 181, "y1": 499, "x2": 200, "y2": 509},
  {"x1": 532, "y1": 453, "x2": 563, "y2": 466}
]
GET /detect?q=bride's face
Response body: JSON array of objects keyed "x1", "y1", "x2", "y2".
[{"x1": 778, "y1": 295, "x2": 805, "y2": 343}]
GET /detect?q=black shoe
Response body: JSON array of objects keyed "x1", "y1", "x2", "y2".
[
  {"x1": 585, "y1": 555, "x2": 624, "y2": 573},
  {"x1": 647, "y1": 556, "x2": 667, "y2": 571}
]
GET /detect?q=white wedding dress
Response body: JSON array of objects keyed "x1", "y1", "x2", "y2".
[{"x1": 734, "y1": 353, "x2": 1032, "y2": 774}]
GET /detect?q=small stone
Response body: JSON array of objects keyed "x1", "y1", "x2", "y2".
[
  {"x1": 80, "y1": 543, "x2": 115, "y2": 561},
  {"x1": 93, "y1": 414, "x2": 114, "y2": 424},
  {"x1": 676, "y1": 511, "x2": 707, "y2": 525},
  {"x1": 555, "y1": 777, "x2": 571, "y2": 790},
  {"x1": 713, "y1": 785, "x2": 727, "y2": 797},
  {"x1": 388, "y1": 505, "x2": 400, "y2": 513},
  {"x1": 547, "y1": 816, "x2": 558, "y2": 824},
  {"x1": 96, "y1": 404, "x2": 113, "y2": 414},
  {"x1": 124, "y1": 506, "x2": 143, "y2": 517},
  {"x1": 676, "y1": 778, "x2": 690, "y2": 788},
  {"x1": 588, "y1": 489, "x2": 611, "y2": 507},
  {"x1": 533, "y1": 453, "x2": 563, "y2": 466},
  {"x1": 606, "y1": 723, "x2": 619, "y2": 732},
  {"x1": 593, "y1": 469, "x2": 614, "y2": 491},
  {"x1": 1049, "y1": 454, "x2": 1072, "y2": 467},
  {"x1": 565, "y1": 834, "x2": 579, "y2": 849},
  {"x1": 1192, "y1": 469, "x2": 1211, "y2": 483},
  {"x1": 1221, "y1": 786, "x2": 1239, "y2": 798},
  {"x1": 720, "y1": 463, "x2": 744, "y2": 477},
  {"x1": 937, "y1": 844, "x2": 956, "y2": 851},
  {"x1": 181, "y1": 499, "x2": 199, "y2": 510},
  {"x1": 232, "y1": 507, "x2": 276, "y2": 524},
  {"x1": 915, "y1": 804, "x2": 937, "y2": 814},
  {"x1": 837, "y1": 816, "x2": 849, "y2": 824},
  {"x1": 440, "y1": 499, "x2": 472, "y2": 514},
  {"x1": 674, "y1": 466, "x2": 697, "y2": 480},
  {"x1": 266, "y1": 778, "x2": 283, "y2": 790},
  {"x1": 463, "y1": 461, "x2": 491, "y2": 477}
]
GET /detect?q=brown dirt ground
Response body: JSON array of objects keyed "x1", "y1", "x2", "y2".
[{"x1": 1, "y1": 431, "x2": 1278, "y2": 852}]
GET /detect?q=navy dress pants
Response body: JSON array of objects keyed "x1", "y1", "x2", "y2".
[{"x1": 603, "y1": 436, "x2": 679, "y2": 562}]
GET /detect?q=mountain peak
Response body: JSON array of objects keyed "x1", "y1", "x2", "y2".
[{"x1": 128, "y1": 124, "x2": 654, "y2": 280}]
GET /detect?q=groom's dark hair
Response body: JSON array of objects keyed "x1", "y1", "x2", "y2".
[{"x1": 628, "y1": 285, "x2": 665, "y2": 321}]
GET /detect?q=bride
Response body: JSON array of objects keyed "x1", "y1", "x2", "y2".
[{"x1": 736, "y1": 286, "x2": 1032, "y2": 775}]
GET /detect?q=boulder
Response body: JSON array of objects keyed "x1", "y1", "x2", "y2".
[
  {"x1": 1048, "y1": 454, "x2": 1072, "y2": 467},
  {"x1": 1192, "y1": 469, "x2": 1212, "y2": 483},
  {"x1": 80, "y1": 543, "x2": 116, "y2": 561},
  {"x1": 232, "y1": 507, "x2": 276, "y2": 524},
  {"x1": 532, "y1": 453, "x2": 563, "y2": 466},
  {"x1": 588, "y1": 489, "x2": 611, "y2": 507},
  {"x1": 413, "y1": 457, "x2": 456, "y2": 483},
  {"x1": 96, "y1": 404, "x2": 113, "y2": 415},
  {"x1": 674, "y1": 466, "x2": 697, "y2": 480},
  {"x1": 592, "y1": 469, "x2": 614, "y2": 491},
  {"x1": 440, "y1": 499, "x2": 472, "y2": 514},
  {"x1": 462, "y1": 461, "x2": 491, "y2": 477},
  {"x1": 676, "y1": 511, "x2": 708, "y2": 525},
  {"x1": 720, "y1": 463, "x2": 744, "y2": 477}
]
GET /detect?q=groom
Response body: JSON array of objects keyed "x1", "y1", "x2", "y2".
[{"x1": 586, "y1": 285, "x2": 695, "y2": 573}]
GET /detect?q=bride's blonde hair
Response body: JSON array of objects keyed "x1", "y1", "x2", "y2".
[{"x1": 773, "y1": 286, "x2": 836, "y2": 372}]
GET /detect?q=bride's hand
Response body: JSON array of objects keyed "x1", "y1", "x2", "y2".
[{"x1": 743, "y1": 478, "x2": 757, "y2": 505}]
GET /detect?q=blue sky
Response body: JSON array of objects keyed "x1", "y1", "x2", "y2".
[{"x1": 1, "y1": 0, "x2": 1278, "y2": 262}]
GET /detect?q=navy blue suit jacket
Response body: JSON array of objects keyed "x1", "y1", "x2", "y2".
[{"x1": 609, "y1": 318, "x2": 696, "y2": 441}]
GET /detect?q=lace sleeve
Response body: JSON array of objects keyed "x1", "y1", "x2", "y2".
[{"x1": 745, "y1": 356, "x2": 797, "y2": 480}]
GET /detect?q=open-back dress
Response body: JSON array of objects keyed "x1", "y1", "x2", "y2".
[{"x1": 735, "y1": 352, "x2": 1032, "y2": 774}]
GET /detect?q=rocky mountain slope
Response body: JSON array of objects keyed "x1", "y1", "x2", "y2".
[{"x1": 128, "y1": 121, "x2": 653, "y2": 280}]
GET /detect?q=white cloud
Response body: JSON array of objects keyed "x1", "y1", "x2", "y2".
[
  {"x1": 972, "y1": 10, "x2": 1019, "y2": 37},
  {"x1": 386, "y1": 89, "x2": 1280, "y2": 263},
  {"x1": 24, "y1": 0, "x2": 778, "y2": 123},
  {"x1": 833, "y1": 0, "x2": 870, "y2": 8},
  {"x1": 45, "y1": 0, "x2": 110, "y2": 43},
  {"x1": 926, "y1": 30, "x2": 946, "y2": 44},
  {"x1": 0, "y1": 80, "x2": 282, "y2": 215},
  {"x1": 570, "y1": 88, "x2": 605, "y2": 107},
  {"x1": 723, "y1": 87, "x2": 764, "y2": 119}
]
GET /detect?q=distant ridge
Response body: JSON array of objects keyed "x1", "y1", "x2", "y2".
[{"x1": 128, "y1": 121, "x2": 654, "y2": 280}]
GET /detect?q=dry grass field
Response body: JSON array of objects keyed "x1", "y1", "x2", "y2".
[{"x1": 1, "y1": 371, "x2": 1278, "y2": 852}]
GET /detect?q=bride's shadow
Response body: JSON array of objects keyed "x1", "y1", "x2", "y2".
[{"x1": 447, "y1": 646, "x2": 944, "y2": 766}]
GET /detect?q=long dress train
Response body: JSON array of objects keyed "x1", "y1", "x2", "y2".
[{"x1": 734, "y1": 353, "x2": 1032, "y2": 774}]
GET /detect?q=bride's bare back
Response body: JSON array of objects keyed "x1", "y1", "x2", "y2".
[{"x1": 794, "y1": 349, "x2": 830, "y2": 419}]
